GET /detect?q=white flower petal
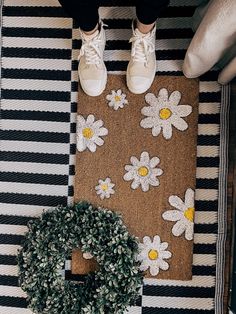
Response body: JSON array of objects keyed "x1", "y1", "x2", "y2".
[
  {"x1": 139, "y1": 261, "x2": 149, "y2": 272},
  {"x1": 159, "y1": 242, "x2": 169, "y2": 251},
  {"x1": 151, "y1": 168, "x2": 163, "y2": 176},
  {"x1": 162, "y1": 123, "x2": 173, "y2": 139},
  {"x1": 145, "y1": 93, "x2": 158, "y2": 106},
  {"x1": 140, "y1": 117, "x2": 155, "y2": 128},
  {"x1": 148, "y1": 177, "x2": 160, "y2": 187},
  {"x1": 131, "y1": 180, "x2": 140, "y2": 190},
  {"x1": 162, "y1": 210, "x2": 182, "y2": 222},
  {"x1": 185, "y1": 188, "x2": 195, "y2": 208},
  {"x1": 159, "y1": 260, "x2": 170, "y2": 271},
  {"x1": 175, "y1": 104, "x2": 192, "y2": 117},
  {"x1": 130, "y1": 156, "x2": 139, "y2": 166},
  {"x1": 152, "y1": 235, "x2": 160, "y2": 247},
  {"x1": 169, "y1": 195, "x2": 186, "y2": 211},
  {"x1": 123, "y1": 172, "x2": 134, "y2": 181},
  {"x1": 172, "y1": 220, "x2": 186, "y2": 237},
  {"x1": 86, "y1": 114, "x2": 95, "y2": 124},
  {"x1": 185, "y1": 223, "x2": 194, "y2": 241},
  {"x1": 94, "y1": 137, "x2": 104, "y2": 147},
  {"x1": 149, "y1": 156, "x2": 160, "y2": 168},
  {"x1": 171, "y1": 116, "x2": 188, "y2": 131},
  {"x1": 140, "y1": 151, "x2": 150, "y2": 163},
  {"x1": 76, "y1": 136, "x2": 87, "y2": 152},
  {"x1": 87, "y1": 141, "x2": 97, "y2": 152},
  {"x1": 160, "y1": 250, "x2": 172, "y2": 259},
  {"x1": 93, "y1": 120, "x2": 103, "y2": 129},
  {"x1": 141, "y1": 106, "x2": 158, "y2": 117},
  {"x1": 141, "y1": 181, "x2": 150, "y2": 192},
  {"x1": 152, "y1": 125, "x2": 162, "y2": 136},
  {"x1": 169, "y1": 90, "x2": 181, "y2": 105},
  {"x1": 143, "y1": 236, "x2": 152, "y2": 245},
  {"x1": 77, "y1": 115, "x2": 86, "y2": 126},
  {"x1": 98, "y1": 127, "x2": 108, "y2": 136},
  {"x1": 157, "y1": 88, "x2": 169, "y2": 104},
  {"x1": 149, "y1": 265, "x2": 159, "y2": 276}
]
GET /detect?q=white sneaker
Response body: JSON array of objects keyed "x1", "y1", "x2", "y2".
[
  {"x1": 78, "y1": 23, "x2": 107, "y2": 97},
  {"x1": 127, "y1": 22, "x2": 156, "y2": 94}
]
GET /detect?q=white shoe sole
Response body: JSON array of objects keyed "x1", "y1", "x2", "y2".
[
  {"x1": 126, "y1": 68, "x2": 156, "y2": 94},
  {"x1": 79, "y1": 70, "x2": 107, "y2": 97}
]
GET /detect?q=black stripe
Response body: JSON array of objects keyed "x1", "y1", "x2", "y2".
[
  {"x1": 197, "y1": 135, "x2": 220, "y2": 146},
  {"x1": 199, "y1": 92, "x2": 221, "y2": 103},
  {"x1": 157, "y1": 28, "x2": 194, "y2": 39},
  {"x1": 69, "y1": 165, "x2": 75, "y2": 176},
  {"x1": 2, "y1": 89, "x2": 70, "y2": 101},
  {"x1": 70, "y1": 123, "x2": 76, "y2": 133},
  {"x1": 200, "y1": 71, "x2": 220, "y2": 81},
  {"x1": 194, "y1": 223, "x2": 218, "y2": 234},
  {"x1": 197, "y1": 157, "x2": 220, "y2": 168},
  {"x1": 0, "y1": 234, "x2": 25, "y2": 245},
  {"x1": 193, "y1": 244, "x2": 216, "y2": 255},
  {"x1": 143, "y1": 285, "x2": 215, "y2": 298},
  {"x1": 1, "y1": 110, "x2": 71, "y2": 122},
  {"x1": 142, "y1": 308, "x2": 214, "y2": 314},
  {"x1": 3, "y1": 6, "x2": 67, "y2": 17},
  {"x1": 0, "y1": 172, "x2": 68, "y2": 185},
  {"x1": 196, "y1": 178, "x2": 218, "y2": 189},
  {"x1": 0, "y1": 215, "x2": 34, "y2": 225},
  {"x1": 0, "y1": 255, "x2": 17, "y2": 266},
  {"x1": 2, "y1": 47, "x2": 71, "y2": 59},
  {"x1": 0, "y1": 193, "x2": 67, "y2": 207},
  {"x1": 70, "y1": 143, "x2": 76, "y2": 155},
  {"x1": 2, "y1": 27, "x2": 72, "y2": 39},
  {"x1": 0, "y1": 275, "x2": 19, "y2": 286},
  {"x1": 192, "y1": 265, "x2": 216, "y2": 276},
  {"x1": 0, "y1": 151, "x2": 69, "y2": 164},
  {"x1": 162, "y1": 6, "x2": 196, "y2": 18},
  {"x1": 3, "y1": 68, "x2": 71, "y2": 81},
  {"x1": 0, "y1": 296, "x2": 27, "y2": 308},
  {"x1": 195, "y1": 200, "x2": 218, "y2": 212},
  {"x1": 68, "y1": 185, "x2": 74, "y2": 197},
  {"x1": 198, "y1": 114, "x2": 220, "y2": 124},
  {"x1": 1, "y1": 130, "x2": 70, "y2": 143}
]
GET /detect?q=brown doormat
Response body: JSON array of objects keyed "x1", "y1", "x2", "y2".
[{"x1": 73, "y1": 75, "x2": 199, "y2": 280}]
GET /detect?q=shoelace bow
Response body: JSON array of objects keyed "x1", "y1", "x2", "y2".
[
  {"x1": 79, "y1": 36, "x2": 102, "y2": 65},
  {"x1": 130, "y1": 33, "x2": 155, "y2": 65}
]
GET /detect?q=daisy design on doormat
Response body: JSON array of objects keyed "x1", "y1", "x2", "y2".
[
  {"x1": 95, "y1": 177, "x2": 115, "y2": 200},
  {"x1": 162, "y1": 188, "x2": 195, "y2": 241},
  {"x1": 123, "y1": 151, "x2": 163, "y2": 192},
  {"x1": 76, "y1": 114, "x2": 108, "y2": 152},
  {"x1": 136, "y1": 235, "x2": 172, "y2": 276},
  {"x1": 106, "y1": 89, "x2": 128, "y2": 110},
  {"x1": 140, "y1": 88, "x2": 192, "y2": 139}
]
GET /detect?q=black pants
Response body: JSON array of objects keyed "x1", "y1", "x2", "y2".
[{"x1": 58, "y1": 0, "x2": 169, "y2": 31}]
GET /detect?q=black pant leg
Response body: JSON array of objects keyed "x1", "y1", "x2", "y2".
[
  {"x1": 58, "y1": 0, "x2": 99, "y2": 31},
  {"x1": 135, "y1": 0, "x2": 170, "y2": 25}
]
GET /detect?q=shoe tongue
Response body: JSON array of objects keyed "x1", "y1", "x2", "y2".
[{"x1": 83, "y1": 29, "x2": 99, "y2": 41}]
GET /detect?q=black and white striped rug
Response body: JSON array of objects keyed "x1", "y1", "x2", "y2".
[{"x1": 0, "y1": 0, "x2": 229, "y2": 313}]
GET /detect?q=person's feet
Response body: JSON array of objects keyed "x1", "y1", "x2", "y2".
[
  {"x1": 78, "y1": 23, "x2": 107, "y2": 97},
  {"x1": 127, "y1": 21, "x2": 157, "y2": 94}
]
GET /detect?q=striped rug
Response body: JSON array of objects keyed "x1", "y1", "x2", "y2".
[{"x1": 0, "y1": 0, "x2": 229, "y2": 313}]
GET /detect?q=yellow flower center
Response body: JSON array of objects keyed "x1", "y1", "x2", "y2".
[
  {"x1": 159, "y1": 108, "x2": 172, "y2": 120},
  {"x1": 101, "y1": 184, "x2": 108, "y2": 191},
  {"x1": 148, "y1": 249, "x2": 159, "y2": 260},
  {"x1": 115, "y1": 95, "x2": 121, "y2": 102},
  {"x1": 82, "y1": 127, "x2": 94, "y2": 139},
  {"x1": 184, "y1": 207, "x2": 195, "y2": 222},
  {"x1": 138, "y1": 166, "x2": 149, "y2": 177}
]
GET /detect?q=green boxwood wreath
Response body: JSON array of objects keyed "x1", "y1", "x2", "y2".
[{"x1": 17, "y1": 201, "x2": 143, "y2": 314}]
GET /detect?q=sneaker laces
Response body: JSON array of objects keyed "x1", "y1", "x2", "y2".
[{"x1": 129, "y1": 30, "x2": 155, "y2": 65}]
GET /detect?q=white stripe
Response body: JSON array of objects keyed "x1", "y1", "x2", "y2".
[
  {"x1": 142, "y1": 296, "x2": 214, "y2": 310},
  {"x1": 195, "y1": 189, "x2": 218, "y2": 201},
  {"x1": 0, "y1": 225, "x2": 28, "y2": 235},
  {"x1": 197, "y1": 146, "x2": 219, "y2": 157},
  {"x1": 1, "y1": 141, "x2": 69, "y2": 154},
  {"x1": 198, "y1": 124, "x2": 220, "y2": 136},
  {"x1": 199, "y1": 102, "x2": 220, "y2": 114},
  {"x1": 0, "y1": 203, "x2": 46, "y2": 217},
  {"x1": 199, "y1": 81, "x2": 221, "y2": 93},
  {"x1": 4, "y1": 0, "x2": 60, "y2": 6},
  {"x1": 2, "y1": 57, "x2": 71, "y2": 70},
  {"x1": 0, "y1": 182, "x2": 67, "y2": 196},
  {"x1": 1, "y1": 99, "x2": 70, "y2": 113},
  {"x1": 3, "y1": 37, "x2": 72, "y2": 49},
  {"x1": 0, "y1": 265, "x2": 18, "y2": 276},
  {"x1": 0, "y1": 307, "x2": 31, "y2": 314},
  {"x1": 0, "y1": 244, "x2": 22, "y2": 256},
  {"x1": 196, "y1": 167, "x2": 218, "y2": 179},
  {"x1": 0, "y1": 286, "x2": 27, "y2": 298},
  {"x1": 126, "y1": 307, "x2": 142, "y2": 314},
  {"x1": 194, "y1": 211, "x2": 217, "y2": 224},
  {"x1": 3, "y1": 17, "x2": 72, "y2": 29},
  {"x1": 194, "y1": 234, "x2": 217, "y2": 244},
  {"x1": 144, "y1": 275, "x2": 215, "y2": 287},
  {"x1": 0, "y1": 161, "x2": 69, "y2": 175},
  {"x1": 193, "y1": 254, "x2": 216, "y2": 266},
  {"x1": 2, "y1": 79, "x2": 70, "y2": 92},
  {"x1": 1, "y1": 120, "x2": 70, "y2": 133}
]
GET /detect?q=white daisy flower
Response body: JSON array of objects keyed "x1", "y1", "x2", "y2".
[
  {"x1": 140, "y1": 88, "x2": 192, "y2": 139},
  {"x1": 136, "y1": 235, "x2": 172, "y2": 276},
  {"x1": 106, "y1": 89, "x2": 128, "y2": 110},
  {"x1": 162, "y1": 188, "x2": 195, "y2": 241},
  {"x1": 95, "y1": 177, "x2": 115, "y2": 200},
  {"x1": 76, "y1": 114, "x2": 108, "y2": 152},
  {"x1": 123, "y1": 151, "x2": 163, "y2": 192}
]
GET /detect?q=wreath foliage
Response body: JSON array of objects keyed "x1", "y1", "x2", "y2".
[{"x1": 18, "y1": 201, "x2": 142, "y2": 314}]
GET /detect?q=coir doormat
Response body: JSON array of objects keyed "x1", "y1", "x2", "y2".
[{"x1": 73, "y1": 75, "x2": 199, "y2": 280}]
